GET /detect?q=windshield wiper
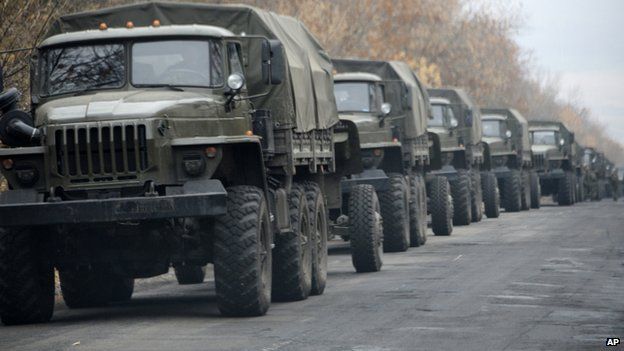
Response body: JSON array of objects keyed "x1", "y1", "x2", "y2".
[
  {"x1": 72, "y1": 79, "x2": 122, "y2": 96},
  {"x1": 134, "y1": 84, "x2": 184, "y2": 92}
]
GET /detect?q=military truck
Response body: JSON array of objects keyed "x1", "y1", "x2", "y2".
[
  {"x1": 480, "y1": 108, "x2": 538, "y2": 212},
  {"x1": 0, "y1": 2, "x2": 347, "y2": 324},
  {"x1": 529, "y1": 120, "x2": 577, "y2": 206},
  {"x1": 582, "y1": 147, "x2": 606, "y2": 200},
  {"x1": 331, "y1": 58, "x2": 437, "y2": 265},
  {"x1": 426, "y1": 88, "x2": 485, "y2": 225}
]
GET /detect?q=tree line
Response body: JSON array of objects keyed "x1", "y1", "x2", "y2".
[{"x1": 1, "y1": 0, "x2": 622, "y2": 164}]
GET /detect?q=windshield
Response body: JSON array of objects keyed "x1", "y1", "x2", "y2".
[
  {"x1": 334, "y1": 82, "x2": 374, "y2": 112},
  {"x1": 531, "y1": 131, "x2": 557, "y2": 145},
  {"x1": 41, "y1": 44, "x2": 126, "y2": 96},
  {"x1": 429, "y1": 104, "x2": 446, "y2": 127},
  {"x1": 132, "y1": 40, "x2": 224, "y2": 87},
  {"x1": 482, "y1": 120, "x2": 503, "y2": 137}
]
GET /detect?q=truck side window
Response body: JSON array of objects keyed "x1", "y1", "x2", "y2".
[{"x1": 227, "y1": 43, "x2": 244, "y2": 76}]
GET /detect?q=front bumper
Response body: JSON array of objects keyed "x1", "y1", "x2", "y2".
[
  {"x1": 537, "y1": 169, "x2": 565, "y2": 180},
  {"x1": 0, "y1": 180, "x2": 227, "y2": 227},
  {"x1": 341, "y1": 169, "x2": 390, "y2": 193}
]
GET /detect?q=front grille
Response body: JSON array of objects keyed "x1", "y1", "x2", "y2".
[
  {"x1": 532, "y1": 154, "x2": 545, "y2": 169},
  {"x1": 54, "y1": 123, "x2": 148, "y2": 182}
]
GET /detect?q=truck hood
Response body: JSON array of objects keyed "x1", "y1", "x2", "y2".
[{"x1": 36, "y1": 90, "x2": 222, "y2": 125}]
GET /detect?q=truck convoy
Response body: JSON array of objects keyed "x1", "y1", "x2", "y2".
[
  {"x1": 426, "y1": 88, "x2": 485, "y2": 226},
  {"x1": 0, "y1": 2, "x2": 351, "y2": 324},
  {"x1": 481, "y1": 108, "x2": 539, "y2": 212},
  {"x1": 529, "y1": 121, "x2": 577, "y2": 206},
  {"x1": 332, "y1": 59, "x2": 433, "y2": 258},
  {"x1": 0, "y1": 0, "x2": 617, "y2": 328}
]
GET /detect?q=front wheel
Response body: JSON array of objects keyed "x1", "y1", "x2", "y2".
[
  {"x1": 520, "y1": 171, "x2": 531, "y2": 211},
  {"x1": 503, "y1": 170, "x2": 522, "y2": 212},
  {"x1": 481, "y1": 172, "x2": 500, "y2": 218},
  {"x1": 0, "y1": 228, "x2": 54, "y2": 325},
  {"x1": 174, "y1": 265, "x2": 206, "y2": 285},
  {"x1": 429, "y1": 176, "x2": 454, "y2": 236},
  {"x1": 450, "y1": 170, "x2": 472, "y2": 226},
  {"x1": 470, "y1": 170, "x2": 483, "y2": 222},
  {"x1": 214, "y1": 186, "x2": 272, "y2": 316},
  {"x1": 557, "y1": 172, "x2": 574, "y2": 206},
  {"x1": 530, "y1": 171, "x2": 541, "y2": 209},
  {"x1": 349, "y1": 184, "x2": 383, "y2": 273}
]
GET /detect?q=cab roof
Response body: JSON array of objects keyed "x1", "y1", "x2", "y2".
[{"x1": 39, "y1": 24, "x2": 235, "y2": 48}]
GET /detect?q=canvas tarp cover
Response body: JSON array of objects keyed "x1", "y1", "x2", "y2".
[
  {"x1": 332, "y1": 59, "x2": 428, "y2": 138},
  {"x1": 428, "y1": 88, "x2": 482, "y2": 142},
  {"x1": 44, "y1": 1, "x2": 338, "y2": 133}
]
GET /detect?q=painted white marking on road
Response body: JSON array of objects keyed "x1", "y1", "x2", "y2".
[
  {"x1": 453, "y1": 255, "x2": 463, "y2": 261},
  {"x1": 510, "y1": 282, "x2": 563, "y2": 288}
]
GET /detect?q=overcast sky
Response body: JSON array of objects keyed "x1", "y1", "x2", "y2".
[{"x1": 512, "y1": 0, "x2": 624, "y2": 144}]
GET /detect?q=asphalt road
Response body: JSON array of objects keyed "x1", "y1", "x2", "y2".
[{"x1": 1, "y1": 200, "x2": 623, "y2": 351}]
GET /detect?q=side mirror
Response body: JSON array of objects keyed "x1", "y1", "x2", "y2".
[
  {"x1": 450, "y1": 118, "x2": 458, "y2": 128},
  {"x1": 464, "y1": 109, "x2": 473, "y2": 126},
  {"x1": 262, "y1": 39, "x2": 285, "y2": 85},
  {"x1": 505, "y1": 130, "x2": 512, "y2": 138},
  {"x1": 380, "y1": 102, "x2": 392, "y2": 117}
]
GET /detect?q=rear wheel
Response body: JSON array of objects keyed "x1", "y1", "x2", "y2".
[
  {"x1": 429, "y1": 176, "x2": 453, "y2": 236},
  {"x1": 60, "y1": 266, "x2": 115, "y2": 308},
  {"x1": 409, "y1": 174, "x2": 428, "y2": 247},
  {"x1": 214, "y1": 186, "x2": 272, "y2": 316},
  {"x1": 557, "y1": 172, "x2": 574, "y2": 206},
  {"x1": 470, "y1": 170, "x2": 483, "y2": 222},
  {"x1": 530, "y1": 171, "x2": 541, "y2": 209},
  {"x1": 0, "y1": 228, "x2": 54, "y2": 325},
  {"x1": 349, "y1": 184, "x2": 383, "y2": 273},
  {"x1": 481, "y1": 172, "x2": 500, "y2": 218},
  {"x1": 272, "y1": 184, "x2": 312, "y2": 301},
  {"x1": 174, "y1": 265, "x2": 206, "y2": 285},
  {"x1": 303, "y1": 182, "x2": 328, "y2": 296},
  {"x1": 520, "y1": 171, "x2": 531, "y2": 211},
  {"x1": 503, "y1": 170, "x2": 522, "y2": 212},
  {"x1": 450, "y1": 170, "x2": 472, "y2": 226},
  {"x1": 380, "y1": 174, "x2": 410, "y2": 252}
]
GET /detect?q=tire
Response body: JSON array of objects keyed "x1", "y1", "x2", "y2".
[
  {"x1": 110, "y1": 277, "x2": 135, "y2": 302},
  {"x1": 481, "y1": 172, "x2": 500, "y2": 218},
  {"x1": 557, "y1": 172, "x2": 574, "y2": 206},
  {"x1": 0, "y1": 228, "x2": 54, "y2": 325},
  {"x1": 409, "y1": 174, "x2": 428, "y2": 247},
  {"x1": 429, "y1": 176, "x2": 454, "y2": 236},
  {"x1": 450, "y1": 170, "x2": 472, "y2": 226},
  {"x1": 470, "y1": 170, "x2": 483, "y2": 222},
  {"x1": 272, "y1": 184, "x2": 312, "y2": 301},
  {"x1": 174, "y1": 265, "x2": 206, "y2": 285},
  {"x1": 520, "y1": 171, "x2": 531, "y2": 211},
  {"x1": 576, "y1": 174, "x2": 585, "y2": 202},
  {"x1": 303, "y1": 182, "x2": 328, "y2": 296},
  {"x1": 379, "y1": 173, "x2": 410, "y2": 252},
  {"x1": 503, "y1": 170, "x2": 522, "y2": 212},
  {"x1": 349, "y1": 184, "x2": 383, "y2": 273},
  {"x1": 530, "y1": 171, "x2": 541, "y2": 209},
  {"x1": 60, "y1": 266, "x2": 114, "y2": 308},
  {"x1": 214, "y1": 186, "x2": 272, "y2": 316}
]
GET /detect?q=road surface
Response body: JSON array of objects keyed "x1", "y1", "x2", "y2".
[{"x1": 1, "y1": 200, "x2": 623, "y2": 351}]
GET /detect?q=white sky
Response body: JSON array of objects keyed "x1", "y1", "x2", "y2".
[{"x1": 513, "y1": 0, "x2": 624, "y2": 144}]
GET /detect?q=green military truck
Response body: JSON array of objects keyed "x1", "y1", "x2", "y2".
[
  {"x1": 427, "y1": 88, "x2": 485, "y2": 225},
  {"x1": 0, "y1": 2, "x2": 349, "y2": 324},
  {"x1": 529, "y1": 120, "x2": 577, "y2": 206},
  {"x1": 331, "y1": 59, "x2": 435, "y2": 266},
  {"x1": 582, "y1": 147, "x2": 606, "y2": 200},
  {"x1": 480, "y1": 108, "x2": 539, "y2": 212}
]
